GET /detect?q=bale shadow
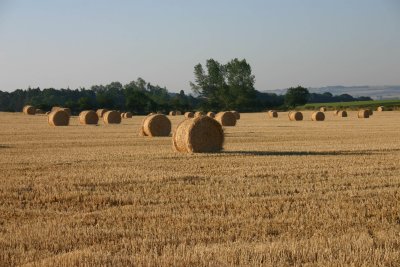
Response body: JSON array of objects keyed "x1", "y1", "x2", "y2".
[{"x1": 222, "y1": 150, "x2": 370, "y2": 156}]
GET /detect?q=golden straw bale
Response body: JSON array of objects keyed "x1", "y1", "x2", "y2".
[
  {"x1": 338, "y1": 111, "x2": 347, "y2": 117},
  {"x1": 79, "y1": 110, "x2": 99, "y2": 125},
  {"x1": 358, "y1": 110, "x2": 370, "y2": 118},
  {"x1": 120, "y1": 112, "x2": 126, "y2": 118},
  {"x1": 96, "y1": 109, "x2": 108, "y2": 118},
  {"x1": 311, "y1": 111, "x2": 325, "y2": 121},
  {"x1": 169, "y1": 111, "x2": 177, "y2": 116},
  {"x1": 319, "y1": 107, "x2": 326, "y2": 112},
  {"x1": 184, "y1": 112, "x2": 194, "y2": 119},
  {"x1": 231, "y1": 110, "x2": 240, "y2": 120},
  {"x1": 173, "y1": 116, "x2": 224, "y2": 153},
  {"x1": 268, "y1": 110, "x2": 278, "y2": 118},
  {"x1": 289, "y1": 111, "x2": 303, "y2": 121},
  {"x1": 377, "y1": 106, "x2": 385, "y2": 112},
  {"x1": 23, "y1": 105, "x2": 36, "y2": 115},
  {"x1": 194, "y1": 111, "x2": 204, "y2": 118},
  {"x1": 140, "y1": 114, "x2": 171, "y2": 137},
  {"x1": 124, "y1": 112, "x2": 132, "y2": 118},
  {"x1": 333, "y1": 110, "x2": 340, "y2": 116},
  {"x1": 48, "y1": 110, "x2": 69, "y2": 126},
  {"x1": 207, "y1": 112, "x2": 215, "y2": 118},
  {"x1": 103, "y1": 111, "x2": 121, "y2": 124},
  {"x1": 215, "y1": 111, "x2": 237, "y2": 126}
]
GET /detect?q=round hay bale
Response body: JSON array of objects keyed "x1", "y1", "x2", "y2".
[
  {"x1": 215, "y1": 111, "x2": 237, "y2": 126},
  {"x1": 287, "y1": 111, "x2": 293, "y2": 118},
  {"x1": 377, "y1": 106, "x2": 385, "y2": 112},
  {"x1": 268, "y1": 110, "x2": 278, "y2": 118},
  {"x1": 124, "y1": 112, "x2": 132, "y2": 118},
  {"x1": 176, "y1": 111, "x2": 182, "y2": 115},
  {"x1": 207, "y1": 111, "x2": 215, "y2": 118},
  {"x1": 231, "y1": 110, "x2": 240, "y2": 120},
  {"x1": 48, "y1": 110, "x2": 69, "y2": 126},
  {"x1": 194, "y1": 111, "x2": 204, "y2": 118},
  {"x1": 169, "y1": 111, "x2": 176, "y2": 116},
  {"x1": 338, "y1": 111, "x2": 347, "y2": 117},
  {"x1": 62, "y1": 108, "x2": 71, "y2": 116},
  {"x1": 96, "y1": 109, "x2": 108, "y2": 118},
  {"x1": 173, "y1": 116, "x2": 224, "y2": 153},
  {"x1": 319, "y1": 107, "x2": 327, "y2": 112},
  {"x1": 103, "y1": 111, "x2": 121, "y2": 124},
  {"x1": 358, "y1": 110, "x2": 370, "y2": 118},
  {"x1": 333, "y1": 110, "x2": 340, "y2": 116},
  {"x1": 311, "y1": 111, "x2": 325, "y2": 121},
  {"x1": 184, "y1": 112, "x2": 194, "y2": 119},
  {"x1": 140, "y1": 114, "x2": 171, "y2": 137},
  {"x1": 23, "y1": 105, "x2": 36, "y2": 115},
  {"x1": 289, "y1": 111, "x2": 303, "y2": 121},
  {"x1": 79, "y1": 110, "x2": 99, "y2": 125}
]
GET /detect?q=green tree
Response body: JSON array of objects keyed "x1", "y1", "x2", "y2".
[{"x1": 285, "y1": 86, "x2": 310, "y2": 108}]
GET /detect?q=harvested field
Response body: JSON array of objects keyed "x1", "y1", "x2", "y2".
[{"x1": 0, "y1": 111, "x2": 399, "y2": 266}]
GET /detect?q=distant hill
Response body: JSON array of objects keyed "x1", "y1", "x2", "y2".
[{"x1": 264, "y1": 85, "x2": 400, "y2": 100}]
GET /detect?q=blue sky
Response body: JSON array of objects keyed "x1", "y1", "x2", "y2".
[{"x1": 0, "y1": 0, "x2": 399, "y2": 93}]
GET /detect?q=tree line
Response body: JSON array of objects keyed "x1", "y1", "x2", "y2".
[{"x1": 0, "y1": 58, "x2": 371, "y2": 114}]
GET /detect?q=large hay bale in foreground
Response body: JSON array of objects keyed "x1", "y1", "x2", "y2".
[
  {"x1": 231, "y1": 110, "x2": 240, "y2": 120},
  {"x1": 338, "y1": 111, "x2": 347, "y2": 117},
  {"x1": 268, "y1": 110, "x2": 278, "y2": 118},
  {"x1": 184, "y1": 112, "x2": 194, "y2": 119},
  {"x1": 140, "y1": 114, "x2": 171, "y2": 137},
  {"x1": 194, "y1": 111, "x2": 204, "y2": 118},
  {"x1": 48, "y1": 110, "x2": 69, "y2": 126},
  {"x1": 169, "y1": 111, "x2": 177, "y2": 116},
  {"x1": 96, "y1": 109, "x2": 108, "y2": 118},
  {"x1": 79, "y1": 110, "x2": 99, "y2": 125},
  {"x1": 358, "y1": 110, "x2": 370, "y2": 118},
  {"x1": 311, "y1": 111, "x2": 325, "y2": 121},
  {"x1": 377, "y1": 106, "x2": 385, "y2": 112},
  {"x1": 173, "y1": 116, "x2": 224, "y2": 153},
  {"x1": 103, "y1": 111, "x2": 121, "y2": 124},
  {"x1": 215, "y1": 111, "x2": 237, "y2": 126},
  {"x1": 289, "y1": 111, "x2": 303, "y2": 121},
  {"x1": 23, "y1": 105, "x2": 36, "y2": 115},
  {"x1": 207, "y1": 112, "x2": 215, "y2": 118},
  {"x1": 319, "y1": 107, "x2": 327, "y2": 112}
]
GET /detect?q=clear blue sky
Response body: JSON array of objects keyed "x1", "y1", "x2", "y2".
[{"x1": 0, "y1": 0, "x2": 399, "y2": 93}]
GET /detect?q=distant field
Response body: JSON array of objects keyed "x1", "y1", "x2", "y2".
[
  {"x1": 303, "y1": 99, "x2": 400, "y2": 109},
  {"x1": 1, "y1": 111, "x2": 400, "y2": 266}
]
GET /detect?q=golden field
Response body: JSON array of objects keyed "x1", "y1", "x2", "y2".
[{"x1": 0, "y1": 111, "x2": 399, "y2": 266}]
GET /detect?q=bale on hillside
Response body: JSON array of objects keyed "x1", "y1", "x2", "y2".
[
  {"x1": 96, "y1": 109, "x2": 108, "y2": 118},
  {"x1": 215, "y1": 111, "x2": 237, "y2": 126},
  {"x1": 194, "y1": 111, "x2": 204, "y2": 118},
  {"x1": 207, "y1": 112, "x2": 215, "y2": 118},
  {"x1": 124, "y1": 112, "x2": 133, "y2": 118},
  {"x1": 268, "y1": 110, "x2": 278, "y2": 118},
  {"x1": 338, "y1": 111, "x2": 347, "y2": 117},
  {"x1": 231, "y1": 110, "x2": 240, "y2": 120},
  {"x1": 103, "y1": 111, "x2": 121, "y2": 124},
  {"x1": 23, "y1": 105, "x2": 36, "y2": 115},
  {"x1": 140, "y1": 114, "x2": 171, "y2": 137},
  {"x1": 289, "y1": 111, "x2": 303, "y2": 121},
  {"x1": 79, "y1": 110, "x2": 99, "y2": 125},
  {"x1": 173, "y1": 116, "x2": 224, "y2": 153},
  {"x1": 169, "y1": 111, "x2": 177, "y2": 116},
  {"x1": 48, "y1": 110, "x2": 69, "y2": 126},
  {"x1": 184, "y1": 112, "x2": 194, "y2": 119},
  {"x1": 319, "y1": 107, "x2": 327, "y2": 112},
  {"x1": 358, "y1": 110, "x2": 370, "y2": 118},
  {"x1": 311, "y1": 111, "x2": 325, "y2": 121},
  {"x1": 377, "y1": 106, "x2": 385, "y2": 112}
]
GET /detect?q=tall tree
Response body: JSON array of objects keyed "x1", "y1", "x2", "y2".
[{"x1": 284, "y1": 86, "x2": 310, "y2": 108}]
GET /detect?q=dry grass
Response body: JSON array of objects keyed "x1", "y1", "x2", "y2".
[{"x1": 0, "y1": 111, "x2": 400, "y2": 266}]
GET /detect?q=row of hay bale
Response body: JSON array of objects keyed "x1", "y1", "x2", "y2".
[
  {"x1": 319, "y1": 106, "x2": 386, "y2": 112},
  {"x1": 284, "y1": 109, "x2": 373, "y2": 121},
  {"x1": 47, "y1": 109, "x2": 125, "y2": 126}
]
